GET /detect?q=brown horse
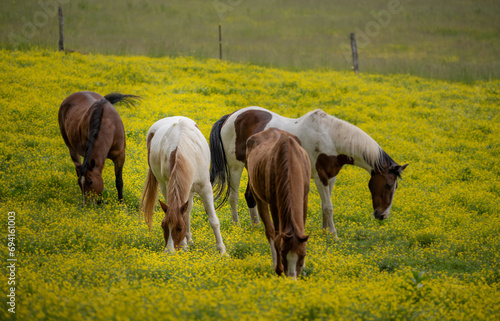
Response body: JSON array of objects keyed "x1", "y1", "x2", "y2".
[
  {"x1": 58, "y1": 91, "x2": 140, "y2": 205},
  {"x1": 246, "y1": 128, "x2": 310, "y2": 278}
]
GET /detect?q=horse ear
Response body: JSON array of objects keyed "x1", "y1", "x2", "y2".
[
  {"x1": 180, "y1": 201, "x2": 189, "y2": 214},
  {"x1": 158, "y1": 199, "x2": 168, "y2": 213},
  {"x1": 299, "y1": 234, "x2": 309, "y2": 243},
  {"x1": 390, "y1": 164, "x2": 408, "y2": 177}
]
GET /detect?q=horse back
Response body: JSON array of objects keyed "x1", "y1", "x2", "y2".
[
  {"x1": 148, "y1": 117, "x2": 208, "y2": 186},
  {"x1": 58, "y1": 91, "x2": 124, "y2": 159},
  {"x1": 223, "y1": 107, "x2": 315, "y2": 165},
  {"x1": 246, "y1": 128, "x2": 310, "y2": 207},
  {"x1": 225, "y1": 107, "x2": 275, "y2": 163}
]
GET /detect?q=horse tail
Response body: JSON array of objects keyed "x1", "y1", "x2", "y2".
[
  {"x1": 80, "y1": 98, "x2": 107, "y2": 176},
  {"x1": 140, "y1": 167, "x2": 159, "y2": 231},
  {"x1": 104, "y1": 92, "x2": 141, "y2": 107},
  {"x1": 209, "y1": 114, "x2": 231, "y2": 209}
]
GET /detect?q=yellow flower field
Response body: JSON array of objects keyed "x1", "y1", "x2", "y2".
[{"x1": 0, "y1": 48, "x2": 499, "y2": 320}]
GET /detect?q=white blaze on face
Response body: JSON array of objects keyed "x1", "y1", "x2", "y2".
[
  {"x1": 373, "y1": 181, "x2": 397, "y2": 220},
  {"x1": 382, "y1": 203, "x2": 393, "y2": 219},
  {"x1": 270, "y1": 239, "x2": 277, "y2": 266},
  {"x1": 286, "y1": 251, "x2": 299, "y2": 278},
  {"x1": 383, "y1": 182, "x2": 397, "y2": 219},
  {"x1": 165, "y1": 224, "x2": 175, "y2": 253}
]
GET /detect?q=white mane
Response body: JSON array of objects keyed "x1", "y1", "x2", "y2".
[{"x1": 311, "y1": 110, "x2": 383, "y2": 170}]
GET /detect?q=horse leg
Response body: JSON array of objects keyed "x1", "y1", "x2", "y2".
[
  {"x1": 183, "y1": 192, "x2": 195, "y2": 246},
  {"x1": 256, "y1": 199, "x2": 277, "y2": 267},
  {"x1": 68, "y1": 147, "x2": 81, "y2": 177},
  {"x1": 228, "y1": 165, "x2": 244, "y2": 224},
  {"x1": 68, "y1": 147, "x2": 85, "y2": 205},
  {"x1": 113, "y1": 152, "x2": 125, "y2": 202},
  {"x1": 313, "y1": 174, "x2": 338, "y2": 238},
  {"x1": 200, "y1": 184, "x2": 226, "y2": 255},
  {"x1": 244, "y1": 182, "x2": 260, "y2": 225}
]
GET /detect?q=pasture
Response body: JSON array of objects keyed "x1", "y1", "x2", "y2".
[
  {"x1": 0, "y1": 48, "x2": 499, "y2": 320},
  {"x1": 1, "y1": 0, "x2": 499, "y2": 82}
]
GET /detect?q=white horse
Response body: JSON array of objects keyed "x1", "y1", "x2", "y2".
[
  {"x1": 210, "y1": 107, "x2": 407, "y2": 238},
  {"x1": 141, "y1": 116, "x2": 226, "y2": 254}
]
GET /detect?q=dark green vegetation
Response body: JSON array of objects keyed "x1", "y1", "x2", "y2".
[{"x1": 1, "y1": 0, "x2": 499, "y2": 82}]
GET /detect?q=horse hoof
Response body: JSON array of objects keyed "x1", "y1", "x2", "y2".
[{"x1": 218, "y1": 246, "x2": 228, "y2": 256}]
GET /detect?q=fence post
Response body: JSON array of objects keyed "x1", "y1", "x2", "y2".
[
  {"x1": 219, "y1": 23, "x2": 222, "y2": 60},
  {"x1": 58, "y1": 6, "x2": 64, "y2": 51},
  {"x1": 350, "y1": 32, "x2": 359, "y2": 74}
]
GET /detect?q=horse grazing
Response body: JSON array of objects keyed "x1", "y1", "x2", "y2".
[
  {"x1": 140, "y1": 117, "x2": 226, "y2": 254},
  {"x1": 210, "y1": 107, "x2": 408, "y2": 238},
  {"x1": 58, "y1": 91, "x2": 140, "y2": 205},
  {"x1": 246, "y1": 128, "x2": 310, "y2": 278}
]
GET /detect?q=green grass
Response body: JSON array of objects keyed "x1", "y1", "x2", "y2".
[{"x1": 1, "y1": 0, "x2": 499, "y2": 82}]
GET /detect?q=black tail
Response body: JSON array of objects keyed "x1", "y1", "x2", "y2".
[
  {"x1": 209, "y1": 114, "x2": 231, "y2": 209},
  {"x1": 104, "y1": 92, "x2": 141, "y2": 107}
]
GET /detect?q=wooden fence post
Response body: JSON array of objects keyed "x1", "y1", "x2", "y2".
[
  {"x1": 350, "y1": 32, "x2": 359, "y2": 74},
  {"x1": 219, "y1": 24, "x2": 222, "y2": 60},
  {"x1": 58, "y1": 6, "x2": 64, "y2": 51}
]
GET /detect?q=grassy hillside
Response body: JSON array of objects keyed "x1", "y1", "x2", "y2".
[
  {"x1": 0, "y1": 48, "x2": 499, "y2": 320},
  {"x1": 1, "y1": 0, "x2": 499, "y2": 82}
]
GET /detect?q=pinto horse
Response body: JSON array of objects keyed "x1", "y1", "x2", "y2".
[
  {"x1": 246, "y1": 128, "x2": 310, "y2": 278},
  {"x1": 58, "y1": 91, "x2": 140, "y2": 205},
  {"x1": 210, "y1": 107, "x2": 408, "y2": 238},
  {"x1": 140, "y1": 117, "x2": 226, "y2": 254}
]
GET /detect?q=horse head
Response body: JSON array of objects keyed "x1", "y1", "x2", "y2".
[
  {"x1": 77, "y1": 159, "x2": 104, "y2": 205},
  {"x1": 275, "y1": 232, "x2": 309, "y2": 278},
  {"x1": 159, "y1": 200, "x2": 188, "y2": 253},
  {"x1": 369, "y1": 163, "x2": 408, "y2": 220}
]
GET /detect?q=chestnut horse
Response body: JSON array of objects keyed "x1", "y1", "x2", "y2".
[
  {"x1": 140, "y1": 117, "x2": 226, "y2": 254},
  {"x1": 246, "y1": 128, "x2": 310, "y2": 278},
  {"x1": 210, "y1": 107, "x2": 408, "y2": 238},
  {"x1": 58, "y1": 91, "x2": 140, "y2": 205}
]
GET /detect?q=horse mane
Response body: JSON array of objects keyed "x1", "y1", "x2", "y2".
[
  {"x1": 164, "y1": 122, "x2": 196, "y2": 224},
  {"x1": 80, "y1": 98, "x2": 106, "y2": 176},
  {"x1": 275, "y1": 135, "x2": 307, "y2": 246},
  {"x1": 380, "y1": 151, "x2": 403, "y2": 178},
  {"x1": 313, "y1": 110, "x2": 387, "y2": 172}
]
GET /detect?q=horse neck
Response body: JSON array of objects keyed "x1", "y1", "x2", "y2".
[
  {"x1": 81, "y1": 98, "x2": 106, "y2": 175},
  {"x1": 275, "y1": 138, "x2": 307, "y2": 236},
  {"x1": 317, "y1": 112, "x2": 383, "y2": 173}
]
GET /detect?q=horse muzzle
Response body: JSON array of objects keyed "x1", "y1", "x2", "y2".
[{"x1": 373, "y1": 209, "x2": 390, "y2": 220}]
